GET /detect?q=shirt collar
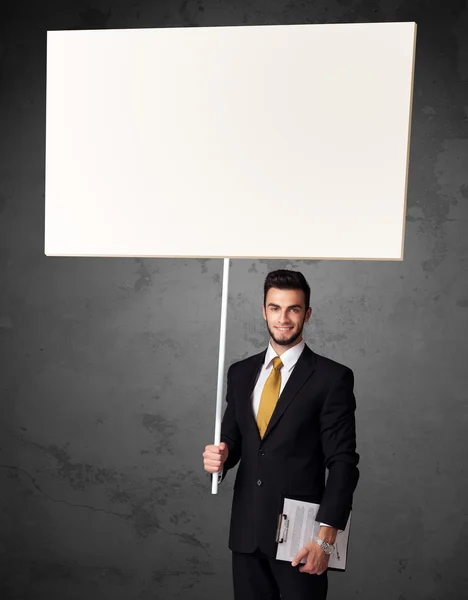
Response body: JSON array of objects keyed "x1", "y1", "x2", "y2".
[{"x1": 264, "y1": 339, "x2": 305, "y2": 372}]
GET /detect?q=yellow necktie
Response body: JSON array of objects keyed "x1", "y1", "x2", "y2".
[{"x1": 257, "y1": 356, "x2": 283, "y2": 438}]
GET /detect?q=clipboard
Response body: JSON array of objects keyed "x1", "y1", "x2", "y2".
[{"x1": 275, "y1": 497, "x2": 352, "y2": 570}]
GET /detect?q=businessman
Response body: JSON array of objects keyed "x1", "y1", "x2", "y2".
[{"x1": 203, "y1": 269, "x2": 360, "y2": 600}]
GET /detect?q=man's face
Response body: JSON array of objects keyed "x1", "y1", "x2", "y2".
[{"x1": 262, "y1": 288, "x2": 312, "y2": 347}]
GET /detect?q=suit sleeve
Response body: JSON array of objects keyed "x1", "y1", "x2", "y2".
[
  {"x1": 316, "y1": 367, "x2": 360, "y2": 530},
  {"x1": 218, "y1": 364, "x2": 242, "y2": 482}
]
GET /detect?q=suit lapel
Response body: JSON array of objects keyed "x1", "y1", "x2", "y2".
[
  {"x1": 262, "y1": 343, "x2": 317, "y2": 442},
  {"x1": 238, "y1": 350, "x2": 265, "y2": 440}
]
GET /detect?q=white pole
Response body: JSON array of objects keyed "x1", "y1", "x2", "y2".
[{"x1": 211, "y1": 258, "x2": 230, "y2": 494}]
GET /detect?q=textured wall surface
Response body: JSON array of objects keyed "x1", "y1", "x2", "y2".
[{"x1": 1, "y1": 1, "x2": 467, "y2": 599}]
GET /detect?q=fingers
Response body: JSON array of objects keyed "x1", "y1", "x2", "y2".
[
  {"x1": 299, "y1": 558, "x2": 328, "y2": 575},
  {"x1": 205, "y1": 465, "x2": 222, "y2": 474},
  {"x1": 291, "y1": 548, "x2": 308, "y2": 567},
  {"x1": 204, "y1": 462, "x2": 222, "y2": 473},
  {"x1": 203, "y1": 452, "x2": 223, "y2": 464},
  {"x1": 203, "y1": 444, "x2": 228, "y2": 460},
  {"x1": 292, "y1": 546, "x2": 327, "y2": 575},
  {"x1": 203, "y1": 444, "x2": 226, "y2": 456},
  {"x1": 203, "y1": 457, "x2": 223, "y2": 472},
  {"x1": 298, "y1": 557, "x2": 315, "y2": 573},
  {"x1": 205, "y1": 459, "x2": 223, "y2": 467},
  {"x1": 202, "y1": 444, "x2": 227, "y2": 473},
  {"x1": 204, "y1": 444, "x2": 221, "y2": 454},
  {"x1": 299, "y1": 562, "x2": 319, "y2": 574}
]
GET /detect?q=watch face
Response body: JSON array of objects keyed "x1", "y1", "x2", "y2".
[{"x1": 316, "y1": 539, "x2": 333, "y2": 554}]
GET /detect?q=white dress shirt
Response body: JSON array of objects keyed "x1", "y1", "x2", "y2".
[
  {"x1": 220, "y1": 339, "x2": 332, "y2": 529},
  {"x1": 252, "y1": 339, "x2": 307, "y2": 416}
]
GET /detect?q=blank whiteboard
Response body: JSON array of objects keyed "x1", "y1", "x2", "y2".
[{"x1": 45, "y1": 22, "x2": 416, "y2": 260}]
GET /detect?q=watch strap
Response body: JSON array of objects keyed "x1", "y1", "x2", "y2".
[{"x1": 314, "y1": 537, "x2": 334, "y2": 554}]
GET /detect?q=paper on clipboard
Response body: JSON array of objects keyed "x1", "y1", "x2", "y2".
[{"x1": 275, "y1": 498, "x2": 351, "y2": 570}]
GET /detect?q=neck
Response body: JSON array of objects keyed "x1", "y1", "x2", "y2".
[{"x1": 270, "y1": 336, "x2": 303, "y2": 356}]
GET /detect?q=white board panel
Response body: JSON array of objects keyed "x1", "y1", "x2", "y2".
[{"x1": 45, "y1": 22, "x2": 416, "y2": 260}]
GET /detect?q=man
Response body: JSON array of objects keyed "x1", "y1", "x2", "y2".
[{"x1": 203, "y1": 269, "x2": 359, "y2": 600}]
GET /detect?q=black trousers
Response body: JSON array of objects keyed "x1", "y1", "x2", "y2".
[{"x1": 232, "y1": 548, "x2": 328, "y2": 600}]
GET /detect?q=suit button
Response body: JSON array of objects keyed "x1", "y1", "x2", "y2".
[
  {"x1": 259, "y1": 450, "x2": 265, "y2": 456},
  {"x1": 257, "y1": 479, "x2": 263, "y2": 486}
]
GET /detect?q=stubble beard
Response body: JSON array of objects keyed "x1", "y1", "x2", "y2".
[{"x1": 266, "y1": 319, "x2": 305, "y2": 347}]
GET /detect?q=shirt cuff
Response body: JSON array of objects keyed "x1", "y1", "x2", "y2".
[{"x1": 319, "y1": 522, "x2": 343, "y2": 533}]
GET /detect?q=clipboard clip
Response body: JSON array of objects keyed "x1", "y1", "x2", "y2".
[{"x1": 276, "y1": 513, "x2": 290, "y2": 544}]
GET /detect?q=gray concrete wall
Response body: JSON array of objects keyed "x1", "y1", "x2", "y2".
[{"x1": 1, "y1": 1, "x2": 467, "y2": 599}]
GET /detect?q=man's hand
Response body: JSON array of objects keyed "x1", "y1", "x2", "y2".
[
  {"x1": 203, "y1": 442, "x2": 229, "y2": 474},
  {"x1": 291, "y1": 541, "x2": 330, "y2": 575}
]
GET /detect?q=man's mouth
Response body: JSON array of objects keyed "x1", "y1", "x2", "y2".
[{"x1": 276, "y1": 327, "x2": 293, "y2": 332}]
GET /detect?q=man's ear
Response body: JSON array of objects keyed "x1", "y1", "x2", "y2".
[
  {"x1": 305, "y1": 307, "x2": 312, "y2": 322},
  {"x1": 262, "y1": 304, "x2": 267, "y2": 321}
]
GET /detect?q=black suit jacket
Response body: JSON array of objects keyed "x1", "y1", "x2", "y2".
[{"x1": 220, "y1": 343, "x2": 360, "y2": 557}]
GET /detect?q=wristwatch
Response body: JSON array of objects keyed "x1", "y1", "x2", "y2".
[{"x1": 314, "y1": 537, "x2": 335, "y2": 555}]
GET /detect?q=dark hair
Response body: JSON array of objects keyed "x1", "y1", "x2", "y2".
[{"x1": 263, "y1": 270, "x2": 311, "y2": 310}]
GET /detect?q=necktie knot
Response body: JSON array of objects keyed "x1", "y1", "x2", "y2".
[{"x1": 272, "y1": 356, "x2": 283, "y2": 371}]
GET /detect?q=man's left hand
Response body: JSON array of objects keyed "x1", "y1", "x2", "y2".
[{"x1": 291, "y1": 541, "x2": 330, "y2": 575}]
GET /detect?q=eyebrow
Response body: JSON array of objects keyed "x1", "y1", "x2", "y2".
[{"x1": 268, "y1": 303, "x2": 303, "y2": 309}]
